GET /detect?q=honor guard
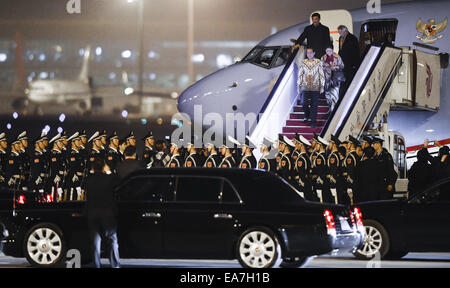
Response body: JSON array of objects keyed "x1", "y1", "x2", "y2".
[
  {"x1": 372, "y1": 136, "x2": 398, "y2": 200},
  {"x1": 293, "y1": 135, "x2": 315, "y2": 201},
  {"x1": 218, "y1": 140, "x2": 236, "y2": 168},
  {"x1": 5, "y1": 139, "x2": 24, "y2": 190},
  {"x1": 29, "y1": 133, "x2": 49, "y2": 195},
  {"x1": 66, "y1": 132, "x2": 85, "y2": 201},
  {"x1": 99, "y1": 130, "x2": 108, "y2": 153},
  {"x1": 309, "y1": 133, "x2": 320, "y2": 165},
  {"x1": 237, "y1": 136, "x2": 257, "y2": 169},
  {"x1": 257, "y1": 137, "x2": 277, "y2": 173},
  {"x1": 0, "y1": 133, "x2": 8, "y2": 187},
  {"x1": 277, "y1": 135, "x2": 295, "y2": 183},
  {"x1": 87, "y1": 132, "x2": 105, "y2": 174},
  {"x1": 312, "y1": 136, "x2": 332, "y2": 203},
  {"x1": 142, "y1": 131, "x2": 156, "y2": 168},
  {"x1": 343, "y1": 136, "x2": 361, "y2": 204},
  {"x1": 17, "y1": 131, "x2": 31, "y2": 190},
  {"x1": 106, "y1": 132, "x2": 121, "y2": 173},
  {"x1": 291, "y1": 134, "x2": 302, "y2": 163},
  {"x1": 203, "y1": 142, "x2": 221, "y2": 168},
  {"x1": 327, "y1": 135, "x2": 342, "y2": 204},
  {"x1": 184, "y1": 137, "x2": 203, "y2": 168},
  {"x1": 167, "y1": 139, "x2": 183, "y2": 168},
  {"x1": 152, "y1": 140, "x2": 171, "y2": 168},
  {"x1": 48, "y1": 134, "x2": 66, "y2": 202}
]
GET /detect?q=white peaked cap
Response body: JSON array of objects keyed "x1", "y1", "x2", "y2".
[{"x1": 283, "y1": 136, "x2": 295, "y2": 147}]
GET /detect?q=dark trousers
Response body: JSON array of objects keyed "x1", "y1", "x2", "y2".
[
  {"x1": 88, "y1": 216, "x2": 120, "y2": 268},
  {"x1": 302, "y1": 90, "x2": 319, "y2": 125}
]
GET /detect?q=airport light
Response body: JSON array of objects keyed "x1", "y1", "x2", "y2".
[
  {"x1": 191, "y1": 54, "x2": 205, "y2": 63},
  {"x1": 59, "y1": 113, "x2": 66, "y2": 123},
  {"x1": 141, "y1": 118, "x2": 147, "y2": 125},
  {"x1": 426, "y1": 129, "x2": 435, "y2": 133},
  {"x1": 95, "y1": 47, "x2": 102, "y2": 56},
  {"x1": 121, "y1": 50, "x2": 132, "y2": 59},
  {"x1": 0, "y1": 53, "x2": 7, "y2": 62},
  {"x1": 6, "y1": 123, "x2": 11, "y2": 130},
  {"x1": 57, "y1": 127, "x2": 63, "y2": 134},
  {"x1": 122, "y1": 110, "x2": 129, "y2": 118},
  {"x1": 12, "y1": 112, "x2": 18, "y2": 119},
  {"x1": 124, "y1": 87, "x2": 134, "y2": 95}
]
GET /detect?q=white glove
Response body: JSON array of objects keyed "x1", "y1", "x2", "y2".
[
  {"x1": 347, "y1": 188, "x2": 353, "y2": 199},
  {"x1": 54, "y1": 175, "x2": 61, "y2": 184},
  {"x1": 35, "y1": 176, "x2": 42, "y2": 185},
  {"x1": 317, "y1": 177, "x2": 324, "y2": 185},
  {"x1": 76, "y1": 187, "x2": 82, "y2": 198},
  {"x1": 57, "y1": 187, "x2": 63, "y2": 198},
  {"x1": 329, "y1": 176, "x2": 337, "y2": 184},
  {"x1": 8, "y1": 178, "x2": 14, "y2": 186},
  {"x1": 72, "y1": 174, "x2": 79, "y2": 183}
]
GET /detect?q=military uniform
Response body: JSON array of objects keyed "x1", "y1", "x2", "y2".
[
  {"x1": 0, "y1": 136, "x2": 8, "y2": 188},
  {"x1": 342, "y1": 150, "x2": 360, "y2": 204},
  {"x1": 106, "y1": 147, "x2": 121, "y2": 173},
  {"x1": 312, "y1": 151, "x2": 332, "y2": 203},
  {"x1": 219, "y1": 155, "x2": 236, "y2": 168},
  {"x1": 238, "y1": 154, "x2": 256, "y2": 169},
  {"x1": 327, "y1": 150, "x2": 341, "y2": 204},
  {"x1": 142, "y1": 146, "x2": 156, "y2": 168},
  {"x1": 294, "y1": 152, "x2": 314, "y2": 200},
  {"x1": 374, "y1": 148, "x2": 398, "y2": 200},
  {"x1": 48, "y1": 147, "x2": 66, "y2": 202},
  {"x1": 167, "y1": 154, "x2": 183, "y2": 168},
  {"x1": 183, "y1": 151, "x2": 202, "y2": 168},
  {"x1": 204, "y1": 152, "x2": 221, "y2": 168},
  {"x1": 5, "y1": 150, "x2": 23, "y2": 190},
  {"x1": 258, "y1": 154, "x2": 276, "y2": 172},
  {"x1": 29, "y1": 150, "x2": 49, "y2": 194}
]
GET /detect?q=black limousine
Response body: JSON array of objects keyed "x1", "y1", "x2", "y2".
[
  {"x1": 0, "y1": 168, "x2": 364, "y2": 268},
  {"x1": 353, "y1": 177, "x2": 450, "y2": 260}
]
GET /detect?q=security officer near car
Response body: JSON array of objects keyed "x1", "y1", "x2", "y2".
[
  {"x1": 372, "y1": 136, "x2": 398, "y2": 200},
  {"x1": 151, "y1": 140, "x2": 171, "y2": 168},
  {"x1": 293, "y1": 135, "x2": 315, "y2": 201},
  {"x1": 0, "y1": 133, "x2": 8, "y2": 188},
  {"x1": 342, "y1": 135, "x2": 361, "y2": 204},
  {"x1": 257, "y1": 137, "x2": 277, "y2": 173},
  {"x1": 142, "y1": 131, "x2": 156, "y2": 168},
  {"x1": 29, "y1": 133, "x2": 49, "y2": 195}
]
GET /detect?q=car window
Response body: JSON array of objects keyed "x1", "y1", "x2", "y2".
[
  {"x1": 220, "y1": 179, "x2": 241, "y2": 203},
  {"x1": 117, "y1": 176, "x2": 173, "y2": 202},
  {"x1": 411, "y1": 180, "x2": 450, "y2": 203},
  {"x1": 243, "y1": 47, "x2": 262, "y2": 62},
  {"x1": 176, "y1": 176, "x2": 221, "y2": 202},
  {"x1": 253, "y1": 48, "x2": 278, "y2": 67},
  {"x1": 273, "y1": 47, "x2": 291, "y2": 67}
]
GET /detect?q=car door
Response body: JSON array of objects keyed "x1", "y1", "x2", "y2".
[
  {"x1": 116, "y1": 175, "x2": 174, "y2": 258},
  {"x1": 404, "y1": 180, "x2": 450, "y2": 251},
  {"x1": 162, "y1": 176, "x2": 242, "y2": 259}
]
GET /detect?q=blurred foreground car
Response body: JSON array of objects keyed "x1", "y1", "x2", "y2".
[
  {"x1": 353, "y1": 177, "x2": 450, "y2": 260},
  {"x1": 0, "y1": 168, "x2": 363, "y2": 268}
]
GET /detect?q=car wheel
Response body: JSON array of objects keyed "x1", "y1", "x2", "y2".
[
  {"x1": 23, "y1": 223, "x2": 67, "y2": 267},
  {"x1": 236, "y1": 227, "x2": 282, "y2": 268},
  {"x1": 280, "y1": 256, "x2": 314, "y2": 268},
  {"x1": 353, "y1": 220, "x2": 390, "y2": 260}
]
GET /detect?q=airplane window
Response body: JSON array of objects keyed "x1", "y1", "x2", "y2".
[
  {"x1": 243, "y1": 47, "x2": 262, "y2": 62},
  {"x1": 253, "y1": 48, "x2": 278, "y2": 67},
  {"x1": 273, "y1": 48, "x2": 291, "y2": 67}
]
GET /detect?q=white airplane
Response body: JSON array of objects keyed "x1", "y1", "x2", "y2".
[
  {"x1": 177, "y1": 0, "x2": 449, "y2": 149},
  {"x1": 24, "y1": 46, "x2": 93, "y2": 113}
]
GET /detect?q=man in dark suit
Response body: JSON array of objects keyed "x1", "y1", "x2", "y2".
[
  {"x1": 337, "y1": 25, "x2": 361, "y2": 97},
  {"x1": 292, "y1": 13, "x2": 331, "y2": 59},
  {"x1": 115, "y1": 146, "x2": 145, "y2": 180},
  {"x1": 84, "y1": 158, "x2": 120, "y2": 268}
]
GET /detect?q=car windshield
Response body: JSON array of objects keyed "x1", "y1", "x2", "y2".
[{"x1": 408, "y1": 177, "x2": 450, "y2": 203}]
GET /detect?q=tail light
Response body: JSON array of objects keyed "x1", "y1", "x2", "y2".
[
  {"x1": 353, "y1": 207, "x2": 364, "y2": 228},
  {"x1": 17, "y1": 195, "x2": 26, "y2": 205},
  {"x1": 323, "y1": 209, "x2": 336, "y2": 236},
  {"x1": 45, "y1": 194, "x2": 53, "y2": 203}
]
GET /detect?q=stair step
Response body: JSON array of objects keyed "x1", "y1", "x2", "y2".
[
  {"x1": 286, "y1": 119, "x2": 327, "y2": 126},
  {"x1": 293, "y1": 106, "x2": 329, "y2": 113},
  {"x1": 290, "y1": 113, "x2": 329, "y2": 120},
  {"x1": 281, "y1": 133, "x2": 315, "y2": 140},
  {"x1": 298, "y1": 100, "x2": 328, "y2": 106},
  {"x1": 282, "y1": 126, "x2": 324, "y2": 133}
]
